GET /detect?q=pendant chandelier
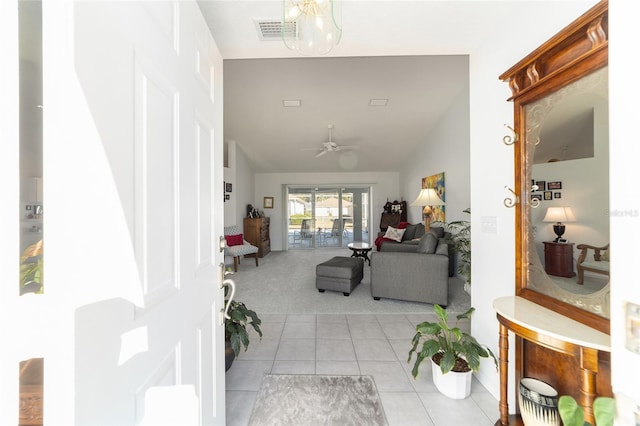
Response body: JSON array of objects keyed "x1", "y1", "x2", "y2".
[{"x1": 282, "y1": 0, "x2": 342, "y2": 55}]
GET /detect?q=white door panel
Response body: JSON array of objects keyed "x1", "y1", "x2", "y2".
[{"x1": 13, "y1": 1, "x2": 226, "y2": 424}]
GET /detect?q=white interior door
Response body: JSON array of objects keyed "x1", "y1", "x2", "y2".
[{"x1": 0, "y1": 1, "x2": 225, "y2": 424}]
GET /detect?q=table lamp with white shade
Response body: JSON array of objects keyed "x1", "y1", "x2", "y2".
[
  {"x1": 410, "y1": 188, "x2": 445, "y2": 231},
  {"x1": 543, "y1": 206, "x2": 576, "y2": 242}
]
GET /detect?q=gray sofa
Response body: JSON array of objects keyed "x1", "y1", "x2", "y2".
[
  {"x1": 371, "y1": 228, "x2": 450, "y2": 306},
  {"x1": 378, "y1": 224, "x2": 455, "y2": 276}
]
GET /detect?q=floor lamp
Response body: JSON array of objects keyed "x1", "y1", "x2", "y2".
[{"x1": 410, "y1": 188, "x2": 445, "y2": 231}]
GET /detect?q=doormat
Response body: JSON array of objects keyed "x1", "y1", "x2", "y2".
[{"x1": 248, "y1": 374, "x2": 388, "y2": 426}]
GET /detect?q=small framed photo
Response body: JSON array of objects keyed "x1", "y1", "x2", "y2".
[
  {"x1": 535, "y1": 181, "x2": 546, "y2": 191},
  {"x1": 531, "y1": 194, "x2": 543, "y2": 201},
  {"x1": 264, "y1": 197, "x2": 274, "y2": 209},
  {"x1": 554, "y1": 192, "x2": 561, "y2": 199},
  {"x1": 225, "y1": 182, "x2": 232, "y2": 193},
  {"x1": 547, "y1": 181, "x2": 562, "y2": 190},
  {"x1": 543, "y1": 191, "x2": 553, "y2": 200}
]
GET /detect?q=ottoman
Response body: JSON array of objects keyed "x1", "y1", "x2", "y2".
[{"x1": 316, "y1": 256, "x2": 364, "y2": 296}]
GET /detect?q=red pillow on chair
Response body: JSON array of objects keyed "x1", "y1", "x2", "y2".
[{"x1": 225, "y1": 234, "x2": 244, "y2": 246}]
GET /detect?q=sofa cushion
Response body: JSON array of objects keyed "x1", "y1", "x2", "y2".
[
  {"x1": 413, "y1": 223, "x2": 426, "y2": 239},
  {"x1": 417, "y1": 232, "x2": 438, "y2": 254},
  {"x1": 429, "y1": 226, "x2": 445, "y2": 238},
  {"x1": 383, "y1": 226, "x2": 406, "y2": 242},
  {"x1": 403, "y1": 223, "x2": 418, "y2": 240},
  {"x1": 225, "y1": 233, "x2": 244, "y2": 246}
]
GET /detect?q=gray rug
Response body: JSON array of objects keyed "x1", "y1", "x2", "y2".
[
  {"x1": 248, "y1": 374, "x2": 387, "y2": 426},
  {"x1": 231, "y1": 248, "x2": 471, "y2": 315}
]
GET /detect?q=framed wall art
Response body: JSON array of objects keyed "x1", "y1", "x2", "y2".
[
  {"x1": 264, "y1": 197, "x2": 274, "y2": 209},
  {"x1": 421, "y1": 172, "x2": 445, "y2": 222},
  {"x1": 547, "y1": 181, "x2": 562, "y2": 190}
]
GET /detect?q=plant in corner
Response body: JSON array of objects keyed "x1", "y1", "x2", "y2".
[
  {"x1": 224, "y1": 285, "x2": 262, "y2": 371},
  {"x1": 20, "y1": 239, "x2": 44, "y2": 295},
  {"x1": 558, "y1": 395, "x2": 615, "y2": 426},
  {"x1": 408, "y1": 304, "x2": 497, "y2": 399},
  {"x1": 440, "y1": 208, "x2": 471, "y2": 289}
]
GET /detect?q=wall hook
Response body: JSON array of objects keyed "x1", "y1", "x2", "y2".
[
  {"x1": 504, "y1": 186, "x2": 518, "y2": 208},
  {"x1": 503, "y1": 124, "x2": 519, "y2": 145},
  {"x1": 530, "y1": 183, "x2": 541, "y2": 208}
]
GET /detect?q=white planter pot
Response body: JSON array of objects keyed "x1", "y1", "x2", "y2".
[{"x1": 431, "y1": 358, "x2": 472, "y2": 399}]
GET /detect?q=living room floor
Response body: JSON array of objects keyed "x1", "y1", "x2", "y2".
[{"x1": 226, "y1": 312, "x2": 500, "y2": 425}]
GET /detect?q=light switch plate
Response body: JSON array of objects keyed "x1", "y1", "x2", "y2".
[{"x1": 481, "y1": 216, "x2": 498, "y2": 234}]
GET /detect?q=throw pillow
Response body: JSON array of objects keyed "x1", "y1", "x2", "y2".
[
  {"x1": 417, "y1": 233, "x2": 438, "y2": 254},
  {"x1": 225, "y1": 234, "x2": 244, "y2": 246},
  {"x1": 429, "y1": 226, "x2": 445, "y2": 238},
  {"x1": 413, "y1": 223, "x2": 426, "y2": 239},
  {"x1": 403, "y1": 224, "x2": 417, "y2": 240},
  {"x1": 383, "y1": 226, "x2": 406, "y2": 242}
]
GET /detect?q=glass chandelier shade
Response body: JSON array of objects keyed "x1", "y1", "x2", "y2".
[{"x1": 282, "y1": 0, "x2": 342, "y2": 55}]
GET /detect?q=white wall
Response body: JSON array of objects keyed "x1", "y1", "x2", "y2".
[
  {"x1": 609, "y1": 1, "x2": 640, "y2": 422},
  {"x1": 224, "y1": 141, "x2": 255, "y2": 228},
  {"x1": 467, "y1": 1, "x2": 599, "y2": 405},
  {"x1": 400, "y1": 80, "x2": 471, "y2": 225},
  {"x1": 253, "y1": 172, "x2": 400, "y2": 250}
]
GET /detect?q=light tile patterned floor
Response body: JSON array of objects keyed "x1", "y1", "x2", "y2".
[{"x1": 226, "y1": 313, "x2": 499, "y2": 426}]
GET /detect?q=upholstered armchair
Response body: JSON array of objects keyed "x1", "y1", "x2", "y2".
[
  {"x1": 224, "y1": 225, "x2": 259, "y2": 272},
  {"x1": 576, "y1": 243, "x2": 609, "y2": 284}
]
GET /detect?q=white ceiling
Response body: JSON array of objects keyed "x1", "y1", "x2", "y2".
[{"x1": 197, "y1": 1, "x2": 596, "y2": 173}]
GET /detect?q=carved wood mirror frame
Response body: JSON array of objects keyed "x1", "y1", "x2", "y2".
[{"x1": 500, "y1": 0, "x2": 609, "y2": 334}]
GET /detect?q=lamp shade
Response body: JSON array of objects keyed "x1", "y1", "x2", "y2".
[
  {"x1": 282, "y1": 0, "x2": 342, "y2": 55},
  {"x1": 542, "y1": 207, "x2": 576, "y2": 223},
  {"x1": 410, "y1": 188, "x2": 445, "y2": 207}
]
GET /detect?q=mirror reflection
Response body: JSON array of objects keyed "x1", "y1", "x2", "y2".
[{"x1": 525, "y1": 66, "x2": 609, "y2": 317}]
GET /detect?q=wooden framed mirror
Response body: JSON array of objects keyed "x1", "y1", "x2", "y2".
[{"x1": 500, "y1": 0, "x2": 609, "y2": 334}]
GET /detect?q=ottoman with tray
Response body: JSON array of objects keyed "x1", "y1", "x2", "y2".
[{"x1": 316, "y1": 256, "x2": 364, "y2": 296}]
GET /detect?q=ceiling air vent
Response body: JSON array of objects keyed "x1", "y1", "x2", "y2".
[{"x1": 255, "y1": 20, "x2": 296, "y2": 41}]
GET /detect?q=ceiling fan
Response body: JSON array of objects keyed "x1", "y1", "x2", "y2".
[{"x1": 303, "y1": 124, "x2": 359, "y2": 158}]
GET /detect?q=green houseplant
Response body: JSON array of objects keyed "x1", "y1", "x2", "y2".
[
  {"x1": 20, "y1": 239, "x2": 44, "y2": 295},
  {"x1": 558, "y1": 395, "x2": 615, "y2": 426},
  {"x1": 438, "y1": 208, "x2": 471, "y2": 287},
  {"x1": 408, "y1": 304, "x2": 497, "y2": 398},
  {"x1": 224, "y1": 283, "x2": 262, "y2": 370}
]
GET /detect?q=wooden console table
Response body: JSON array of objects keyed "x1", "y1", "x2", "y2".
[{"x1": 493, "y1": 296, "x2": 610, "y2": 425}]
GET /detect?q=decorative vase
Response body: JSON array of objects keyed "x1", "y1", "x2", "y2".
[
  {"x1": 518, "y1": 377, "x2": 560, "y2": 426},
  {"x1": 225, "y1": 341, "x2": 235, "y2": 372},
  {"x1": 431, "y1": 358, "x2": 472, "y2": 399}
]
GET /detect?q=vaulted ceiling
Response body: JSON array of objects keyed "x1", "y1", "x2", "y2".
[{"x1": 197, "y1": 1, "x2": 596, "y2": 173}]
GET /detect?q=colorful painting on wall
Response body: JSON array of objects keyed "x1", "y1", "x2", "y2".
[{"x1": 421, "y1": 172, "x2": 446, "y2": 222}]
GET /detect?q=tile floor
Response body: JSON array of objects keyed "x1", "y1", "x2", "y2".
[{"x1": 226, "y1": 312, "x2": 499, "y2": 426}]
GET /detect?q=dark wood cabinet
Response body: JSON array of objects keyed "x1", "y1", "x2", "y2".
[
  {"x1": 244, "y1": 217, "x2": 270, "y2": 258},
  {"x1": 544, "y1": 242, "x2": 575, "y2": 278}
]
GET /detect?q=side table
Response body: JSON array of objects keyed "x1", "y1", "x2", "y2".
[
  {"x1": 543, "y1": 241, "x2": 575, "y2": 277},
  {"x1": 347, "y1": 242, "x2": 372, "y2": 265}
]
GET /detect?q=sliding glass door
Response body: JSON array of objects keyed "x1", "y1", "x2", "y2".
[{"x1": 287, "y1": 186, "x2": 370, "y2": 249}]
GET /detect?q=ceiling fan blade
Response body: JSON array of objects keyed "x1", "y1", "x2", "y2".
[{"x1": 315, "y1": 150, "x2": 328, "y2": 158}]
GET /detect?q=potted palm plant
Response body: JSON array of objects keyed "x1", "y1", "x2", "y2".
[
  {"x1": 408, "y1": 304, "x2": 497, "y2": 399},
  {"x1": 438, "y1": 208, "x2": 471, "y2": 292},
  {"x1": 224, "y1": 287, "x2": 262, "y2": 371}
]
